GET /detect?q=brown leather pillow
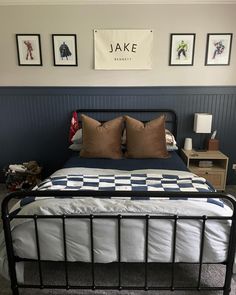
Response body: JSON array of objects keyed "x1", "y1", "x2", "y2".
[
  {"x1": 80, "y1": 114, "x2": 124, "y2": 159},
  {"x1": 124, "y1": 115, "x2": 169, "y2": 158}
]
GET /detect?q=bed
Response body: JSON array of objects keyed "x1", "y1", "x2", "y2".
[{"x1": 1, "y1": 109, "x2": 236, "y2": 295}]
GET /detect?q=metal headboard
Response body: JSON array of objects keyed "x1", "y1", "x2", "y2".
[{"x1": 75, "y1": 109, "x2": 177, "y2": 138}]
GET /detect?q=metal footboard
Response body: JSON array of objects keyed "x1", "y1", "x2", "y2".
[{"x1": 1, "y1": 190, "x2": 236, "y2": 295}]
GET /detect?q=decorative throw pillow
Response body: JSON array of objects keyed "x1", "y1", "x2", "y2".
[
  {"x1": 124, "y1": 115, "x2": 169, "y2": 158},
  {"x1": 69, "y1": 111, "x2": 80, "y2": 144},
  {"x1": 165, "y1": 129, "x2": 177, "y2": 146},
  {"x1": 121, "y1": 128, "x2": 178, "y2": 150},
  {"x1": 80, "y1": 114, "x2": 124, "y2": 159},
  {"x1": 69, "y1": 121, "x2": 178, "y2": 152}
]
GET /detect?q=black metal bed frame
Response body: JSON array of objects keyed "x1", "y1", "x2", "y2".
[
  {"x1": 75, "y1": 108, "x2": 178, "y2": 139},
  {"x1": 1, "y1": 190, "x2": 236, "y2": 295},
  {"x1": 1, "y1": 109, "x2": 236, "y2": 294}
]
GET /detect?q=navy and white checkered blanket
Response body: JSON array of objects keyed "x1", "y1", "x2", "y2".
[
  {"x1": 38, "y1": 172, "x2": 214, "y2": 192},
  {"x1": 10, "y1": 171, "x2": 223, "y2": 217}
]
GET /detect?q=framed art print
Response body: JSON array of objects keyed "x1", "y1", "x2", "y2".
[
  {"x1": 52, "y1": 34, "x2": 78, "y2": 66},
  {"x1": 169, "y1": 33, "x2": 196, "y2": 66},
  {"x1": 16, "y1": 34, "x2": 42, "y2": 66},
  {"x1": 205, "y1": 33, "x2": 233, "y2": 66}
]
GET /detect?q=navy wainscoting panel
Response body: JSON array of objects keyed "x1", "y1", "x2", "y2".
[{"x1": 0, "y1": 86, "x2": 236, "y2": 184}]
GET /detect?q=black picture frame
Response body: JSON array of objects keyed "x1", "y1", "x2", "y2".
[
  {"x1": 52, "y1": 34, "x2": 78, "y2": 66},
  {"x1": 16, "y1": 34, "x2": 42, "y2": 66},
  {"x1": 169, "y1": 33, "x2": 196, "y2": 66},
  {"x1": 205, "y1": 33, "x2": 233, "y2": 66}
]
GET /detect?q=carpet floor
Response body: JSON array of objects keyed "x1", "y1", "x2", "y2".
[{"x1": 2, "y1": 262, "x2": 236, "y2": 295}]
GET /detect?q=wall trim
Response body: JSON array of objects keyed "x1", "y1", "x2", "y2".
[
  {"x1": 1, "y1": 86, "x2": 236, "y2": 95},
  {"x1": 0, "y1": 0, "x2": 236, "y2": 5}
]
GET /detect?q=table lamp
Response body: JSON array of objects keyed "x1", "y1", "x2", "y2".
[{"x1": 193, "y1": 113, "x2": 212, "y2": 150}]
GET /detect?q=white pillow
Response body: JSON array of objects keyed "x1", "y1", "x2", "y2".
[
  {"x1": 71, "y1": 128, "x2": 82, "y2": 144},
  {"x1": 165, "y1": 129, "x2": 177, "y2": 146},
  {"x1": 167, "y1": 144, "x2": 178, "y2": 151},
  {"x1": 69, "y1": 143, "x2": 82, "y2": 151}
]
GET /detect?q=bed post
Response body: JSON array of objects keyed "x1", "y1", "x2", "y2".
[
  {"x1": 1, "y1": 194, "x2": 19, "y2": 295},
  {"x1": 223, "y1": 199, "x2": 236, "y2": 295}
]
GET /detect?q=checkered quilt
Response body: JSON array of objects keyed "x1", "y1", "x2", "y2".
[
  {"x1": 38, "y1": 172, "x2": 214, "y2": 193},
  {"x1": 9, "y1": 169, "x2": 224, "y2": 217}
]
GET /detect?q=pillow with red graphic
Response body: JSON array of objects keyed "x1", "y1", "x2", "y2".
[{"x1": 69, "y1": 111, "x2": 80, "y2": 145}]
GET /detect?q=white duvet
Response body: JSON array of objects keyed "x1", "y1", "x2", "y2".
[{"x1": 0, "y1": 168, "x2": 234, "y2": 283}]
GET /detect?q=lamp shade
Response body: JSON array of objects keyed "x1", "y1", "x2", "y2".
[{"x1": 193, "y1": 113, "x2": 212, "y2": 133}]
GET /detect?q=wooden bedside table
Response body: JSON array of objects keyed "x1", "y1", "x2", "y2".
[{"x1": 181, "y1": 149, "x2": 228, "y2": 191}]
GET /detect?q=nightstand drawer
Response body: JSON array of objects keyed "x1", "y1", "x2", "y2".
[{"x1": 191, "y1": 169, "x2": 225, "y2": 190}]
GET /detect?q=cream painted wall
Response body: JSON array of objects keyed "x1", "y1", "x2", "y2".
[{"x1": 0, "y1": 4, "x2": 235, "y2": 86}]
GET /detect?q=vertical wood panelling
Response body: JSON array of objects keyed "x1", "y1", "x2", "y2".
[{"x1": 0, "y1": 86, "x2": 235, "y2": 184}]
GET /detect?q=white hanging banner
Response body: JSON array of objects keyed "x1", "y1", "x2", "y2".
[{"x1": 94, "y1": 29, "x2": 153, "y2": 70}]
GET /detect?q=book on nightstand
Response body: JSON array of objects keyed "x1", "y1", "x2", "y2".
[{"x1": 198, "y1": 160, "x2": 213, "y2": 168}]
